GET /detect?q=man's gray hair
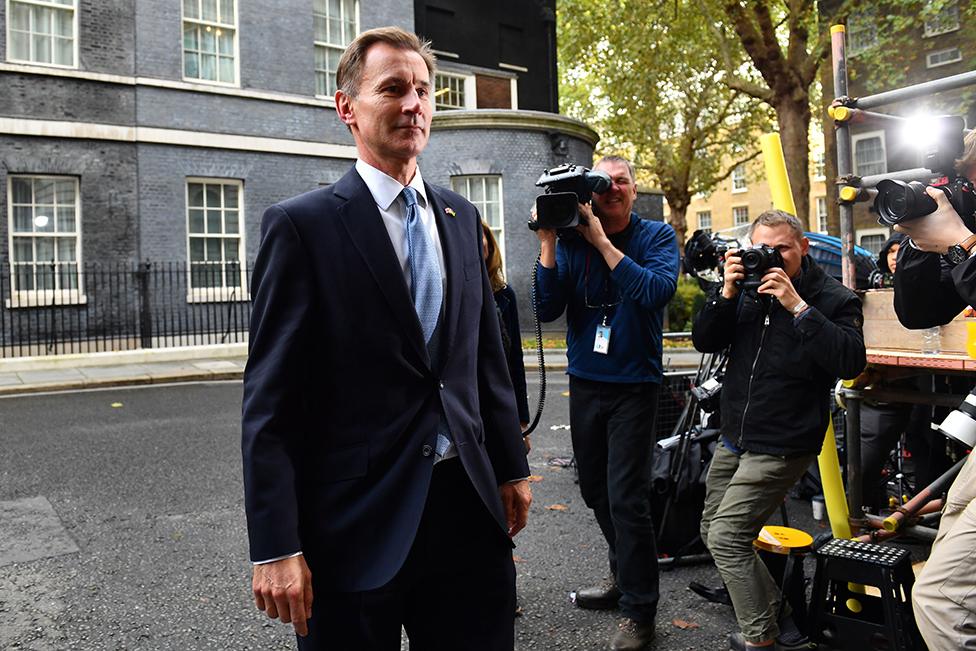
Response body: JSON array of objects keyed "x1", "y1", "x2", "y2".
[
  {"x1": 749, "y1": 209, "x2": 805, "y2": 240},
  {"x1": 596, "y1": 155, "x2": 636, "y2": 183}
]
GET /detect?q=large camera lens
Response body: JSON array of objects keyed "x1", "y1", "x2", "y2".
[
  {"x1": 874, "y1": 179, "x2": 937, "y2": 225},
  {"x1": 740, "y1": 248, "x2": 767, "y2": 271}
]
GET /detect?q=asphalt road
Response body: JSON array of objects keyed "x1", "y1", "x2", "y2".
[{"x1": 0, "y1": 375, "x2": 826, "y2": 650}]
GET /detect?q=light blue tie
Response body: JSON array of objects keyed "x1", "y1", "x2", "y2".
[{"x1": 401, "y1": 187, "x2": 442, "y2": 345}]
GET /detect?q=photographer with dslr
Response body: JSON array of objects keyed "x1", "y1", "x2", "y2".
[
  {"x1": 534, "y1": 155, "x2": 679, "y2": 651},
  {"x1": 892, "y1": 129, "x2": 976, "y2": 650},
  {"x1": 693, "y1": 210, "x2": 866, "y2": 651}
]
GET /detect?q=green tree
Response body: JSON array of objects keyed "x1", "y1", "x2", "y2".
[{"x1": 558, "y1": 0, "x2": 772, "y2": 245}]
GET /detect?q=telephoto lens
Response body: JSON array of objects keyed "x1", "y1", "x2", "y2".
[
  {"x1": 874, "y1": 179, "x2": 938, "y2": 226},
  {"x1": 939, "y1": 387, "x2": 976, "y2": 448}
]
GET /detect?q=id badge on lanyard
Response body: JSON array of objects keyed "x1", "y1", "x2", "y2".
[{"x1": 594, "y1": 312, "x2": 611, "y2": 355}]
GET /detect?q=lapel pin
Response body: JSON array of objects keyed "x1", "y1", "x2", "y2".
[{"x1": 444, "y1": 207, "x2": 456, "y2": 217}]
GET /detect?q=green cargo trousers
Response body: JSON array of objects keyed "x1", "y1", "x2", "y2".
[{"x1": 700, "y1": 442, "x2": 817, "y2": 644}]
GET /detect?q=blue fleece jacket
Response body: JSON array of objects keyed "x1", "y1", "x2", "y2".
[{"x1": 535, "y1": 213, "x2": 679, "y2": 383}]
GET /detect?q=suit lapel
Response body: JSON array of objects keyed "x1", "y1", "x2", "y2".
[
  {"x1": 334, "y1": 169, "x2": 430, "y2": 367},
  {"x1": 427, "y1": 184, "x2": 465, "y2": 371}
]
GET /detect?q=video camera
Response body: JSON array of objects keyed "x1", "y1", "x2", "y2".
[
  {"x1": 528, "y1": 164, "x2": 611, "y2": 233},
  {"x1": 874, "y1": 116, "x2": 976, "y2": 229}
]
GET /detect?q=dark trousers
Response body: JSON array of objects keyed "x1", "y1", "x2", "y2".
[
  {"x1": 860, "y1": 402, "x2": 911, "y2": 512},
  {"x1": 297, "y1": 459, "x2": 516, "y2": 651},
  {"x1": 569, "y1": 375, "x2": 660, "y2": 622}
]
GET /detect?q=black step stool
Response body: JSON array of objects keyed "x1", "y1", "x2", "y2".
[{"x1": 808, "y1": 538, "x2": 923, "y2": 651}]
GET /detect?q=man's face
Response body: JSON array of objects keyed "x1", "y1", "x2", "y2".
[
  {"x1": 338, "y1": 43, "x2": 433, "y2": 168},
  {"x1": 750, "y1": 224, "x2": 809, "y2": 278},
  {"x1": 591, "y1": 160, "x2": 637, "y2": 222},
  {"x1": 887, "y1": 242, "x2": 900, "y2": 273}
]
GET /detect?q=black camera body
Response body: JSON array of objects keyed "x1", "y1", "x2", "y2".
[
  {"x1": 529, "y1": 164, "x2": 612, "y2": 232},
  {"x1": 736, "y1": 244, "x2": 784, "y2": 289},
  {"x1": 873, "y1": 115, "x2": 976, "y2": 230}
]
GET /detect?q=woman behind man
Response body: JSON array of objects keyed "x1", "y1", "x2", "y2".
[{"x1": 482, "y1": 222, "x2": 531, "y2": 451}]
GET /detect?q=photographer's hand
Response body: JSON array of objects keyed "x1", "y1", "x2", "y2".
[
  {"x1": 721, "y1": 250, "x2": 743, "y2": 300},
  {"x1": 893, "y1": 187, "x2": 974, "y2": 254},
  {"x1": 758, "y1": 267, "x2": 803, "y2": 312},
  {"x1": 576, "y1": 203, "x2": 624, "y2": 270},
  {"x1": 531, "y1": 206, "x2": 557, "y2": 268}
]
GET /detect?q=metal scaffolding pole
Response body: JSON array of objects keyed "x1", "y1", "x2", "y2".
[
  {"x1": 832, "y1": 25, "x2": 855, "y2": 292},
  {"x1": 856, "y1": 70, "x2": 976, "y2": 110}
]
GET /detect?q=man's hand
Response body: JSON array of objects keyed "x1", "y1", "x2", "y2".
[
  {"x1": 531, "y1": 206, "x2": 557, "y2": 268},
  {"x1": 252, "y1": 555, "x2": 314, "y2": 637},
  {"x1": 499, "y1": 479, "x2": 532, "y2": 537},
  {"x1": 894, "y1": 187, "x2": 974, "y2": 254},
  {"x1": 575, "y1": 203, "x2": 608, "y2": 247},
  {"x1": 576, "y1": 203, "x2": 624, "y2": 269},
  {"x1": 757, "y1": 267, "x2": 803, "y2": 312},
  {"x1": 721, "y1": 249, "x2": 743, "y2": 300}
]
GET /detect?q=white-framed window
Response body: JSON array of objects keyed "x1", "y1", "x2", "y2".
[
  {"x1": 7, "y1": 174, "x2": 83, "y2": 306},
  {"x1": 924, "y1": 0, "x2": 959, "y2": 37},
  {"x1": 182, "y1": 0, "x2": 238, "y2": 86},
  {"x1": 731, "y1": 164, "x2": 747, "y2": 193},
  {"x1": 434, "y1": 71, "x2": 475, "y2": 110},
  {"x1": 852, "y1": 130, "x2": 887, "y2": 177},
  {"x1": 814, "y1": 151, "x2": 826, "y2": 179},
  {"x1": 452, "y1": 175, "x2": 504, "y2": 265},
  {"x1": 847, "y1": 12, "x2": 878, "y2": 56},
  {"x1": 7, "y1": 0, "x2": 78, "y2": 68},
  {"x1": 733, "y1": 206, "x2": 749, "y2": 226},
  {"x1": 815, "y1": 196, "x2": 828, "y2": 233},
  {"x1": 927, "y1": 47, "x2": 962, "y2": 68},
  {"x1": 858, "y1": 228, "x2": 890, "y2": 255},
  {"x1": 314, "y1": 0, "x2": 358, "y2": 97},
  {"x1": 697, "y1": 210, "x2": 712, "y2": 234},
  {"x1": 185, "y1": 179, "x2": 246, "y2": 301}
]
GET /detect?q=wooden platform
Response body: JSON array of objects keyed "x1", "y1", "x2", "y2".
[{"x1": 862, "y1": 289, "x2": 975, "y2": 371}]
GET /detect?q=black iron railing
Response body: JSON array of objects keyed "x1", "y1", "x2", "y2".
[{"x1": 0, "y1": 260, "x2": 252, "y2": 358}]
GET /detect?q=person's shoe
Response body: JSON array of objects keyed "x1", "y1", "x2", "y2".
[
  {"x1": 689, "y1": 580, "x2": 733, "y2": 606},
  {"x1": 574, "y1": 579, "x2": 622, "y2": 610},
  {"x1": 729, "y1": 632, "x2": 781, "y2": 650},
  {"x1": 609, "y1": 618, "x2": 656, "y2": 651},
  {"x1": 774, "y1": 617, "x2": 816, "y2": 650}
]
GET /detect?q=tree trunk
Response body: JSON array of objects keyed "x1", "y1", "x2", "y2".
[
  {"x1": 775, "y1": 97, "x2": 812, "y2": 229},
  {"x1": 666, "y1": 203, "x2": 689, "y2": 250}
]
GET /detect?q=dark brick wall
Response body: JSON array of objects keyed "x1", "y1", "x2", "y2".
[
  {"x1": 0, "y1": 136, "x2": 140, "y2": 264},
  {"x1": 0, "y1": 74, "x2": 135, "y2": 124},
  {"x1": 135, "y1": 144, "x2": 354, "y2": 262},
  {"x1": 78, "y1": 0, "x2": 135, "y2": 75}
]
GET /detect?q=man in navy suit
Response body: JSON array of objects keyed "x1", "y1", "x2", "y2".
[{"x1": 241, "y1": 26, "x2": 532, "y2": 651}]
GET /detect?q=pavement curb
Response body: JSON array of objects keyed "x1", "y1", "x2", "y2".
[{"x1": 0, "y1": 370, "x2": 244, "y2": 397}]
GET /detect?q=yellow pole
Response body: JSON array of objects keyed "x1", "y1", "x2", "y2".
[
  {"x1": 818, "y1": 418, "x2": 853, "y2": 539},
  {"x1": 760, "y1": 132, "x2": 797, "y2": 215},
  {"x1": 762, "y1": 131, "x2": 852, "y2": 538}
]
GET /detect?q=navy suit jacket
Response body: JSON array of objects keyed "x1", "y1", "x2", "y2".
[{"x1": 242, "y1": 167, "x2": 530, "y2": 592}]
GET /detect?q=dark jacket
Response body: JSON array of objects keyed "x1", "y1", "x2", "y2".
[
  {"x1": 692, "y1": 256, "x2": 866, "y2": 456},
  {"x1": 894, "y1": 244, "x2": 976, "y2": 328},
  {"x1": 242, "y1": 168, "x2": 529, "y2": 592},
  {"x1": 494, "y1": 284, "x2": 530, "y2": 423}
]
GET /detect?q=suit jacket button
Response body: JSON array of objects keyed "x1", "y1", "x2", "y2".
[
  {"x1": 438, "y1": 381, "x2": 445, "y2": 390},
  {"x1": 422, "y1": 444, "x2": 433, "y2": 457}
]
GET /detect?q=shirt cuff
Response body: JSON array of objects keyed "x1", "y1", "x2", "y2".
[
  {"x1": 252, "y1": 551, "x2": 303, "y2": 565},
  {"x1": 507, "y1": 477, "x2": 530, "y2": 484}
]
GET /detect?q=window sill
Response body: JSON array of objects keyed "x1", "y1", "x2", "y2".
[
  {"x1": 186, "y1": 288, "x2": 250, "y2": 304},
  {"x1": 180, "y1": 76, "x2": 240, "y2": 89},
  {"x1": 6, "y1": 291, "x2": 88, "y2": 309},
  {"x1": 731, "y1": 187, "x2": 748, "y2": 194},
  {"x1": 5, "y1": 57, "x2": 77, "y2": 71}
]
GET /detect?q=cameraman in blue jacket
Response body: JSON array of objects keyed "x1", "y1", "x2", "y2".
[{"x1": 534, "y1": 155, "x2": 679, "y2": 651}]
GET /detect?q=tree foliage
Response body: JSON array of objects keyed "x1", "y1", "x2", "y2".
[{"x1": 558, "y1": 0, "x2": 772, "y2": 245}]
